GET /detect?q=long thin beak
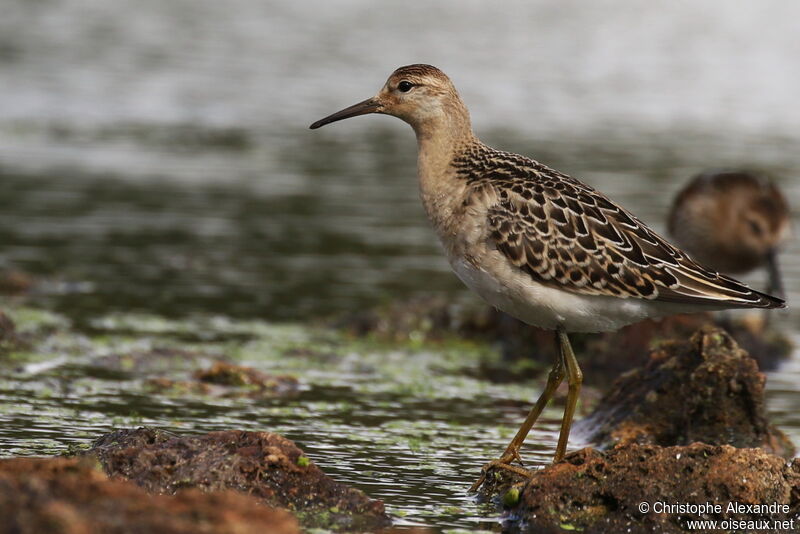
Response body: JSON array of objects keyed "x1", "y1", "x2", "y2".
[
  {"x1": 766, "y1": 248, "x2": 785, "y2": 300},
  {"x1": 309, "y1": 98, "x2": 382, "y2": 129}
]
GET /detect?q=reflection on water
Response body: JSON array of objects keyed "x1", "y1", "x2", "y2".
[{"x1": 1, "y1": 0, "x2": 799, "y2": 530}]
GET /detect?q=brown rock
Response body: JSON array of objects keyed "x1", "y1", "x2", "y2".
[
  {"x1": 194, "y1": 361, "x2": 300, "y2": 394},
  {"x1": 87, "y1": 427, "x2": 389, "y2": 531},
  {"x1": 143, "y1": 377, "x2": 214, "y2": 395},
  {"x1": 576, "y1": 326, "x2": 794, "y2": 457},
  {"x1": 475, "y1": 326, "x2": 797, "y2": 533},
  {"x1": 0, "y1": 456, "x2": 299, "y2": 534},
  {"x1": 144, "y1": 361, "x2": 299, "y2": 398},
  {"x1": 516, "y1": 443, "x2": 800, "y2": 534}
]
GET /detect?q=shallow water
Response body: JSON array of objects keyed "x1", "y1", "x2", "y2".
[
  {"x1": 1, "y1": 1, "x2": 799, "y2": 531},
  {"x1": 0, "y1": 309, "x2": 577, "y2": 530}
]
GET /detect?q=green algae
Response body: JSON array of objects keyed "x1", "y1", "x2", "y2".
[
  {"x1": 502, "y1": 487, "x2": 521, "y2": 507},
  {"x1": 4, "y1": 307, "x2": 71, "y2": 334}
]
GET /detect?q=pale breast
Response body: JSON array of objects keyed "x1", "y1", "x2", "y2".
[
  {"x1": 447, "y1": 243, "x2": 661, "y2": 333},
  {"x1": 419, "y1": 176, "x2": 651, "y2": 332}
]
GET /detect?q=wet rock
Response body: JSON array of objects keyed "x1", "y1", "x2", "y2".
[
  {"x1": 0, "y1": 456, "x2": 299, "y2": 534},
  {"x1": 515, "y1": 444, "x2": 800, "y2": 534},
  {"x1": 144, "y1": 377, "x2": 215, "y2": 395},
  {"x1": 145, "y1": 361, "x2": 299, "y2": 398},
  {"x1": 474, "y1": 326, "x2": 798, "y2": 531},
  {"x1": 195, "y1": 361, "x2": 299, "y2": 392},
  {"x1": 87, "y1": 427, "x2": 390, "y2": 531},
  {"x1": 577, "y1": 326, "x2": 794, "y2": 457}
]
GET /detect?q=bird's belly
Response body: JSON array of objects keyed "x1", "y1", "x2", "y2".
[{"x1": 449, "y1": 254, "x2": 655, "y2": 333}]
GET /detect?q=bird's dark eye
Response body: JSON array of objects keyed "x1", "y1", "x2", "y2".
[
  {"x1": 747, "y1": 219, "x2": 764, "y2": 236},
  {"x1": 398, "y1": 81, "x2": 414, "y2": 93}
]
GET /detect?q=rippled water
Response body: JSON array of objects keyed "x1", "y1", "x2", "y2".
[
  {"x1": 1, "y1": 1, "x2": 799, "y2": 531},
  {"x1": 0, "y1": 310, "x2": 586, "y2": 529}
]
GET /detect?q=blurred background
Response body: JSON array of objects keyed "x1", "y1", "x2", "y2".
[
  {"x1": 1, "y1": 0, "x2": 798, "y2": 324},
  {"x1": 2, "y1": 2, "x2": 799, "y2": 528}
]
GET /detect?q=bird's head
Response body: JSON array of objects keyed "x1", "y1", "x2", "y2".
[{"x1": 310, "y1": 64, "x2": 468, "y2": 135}]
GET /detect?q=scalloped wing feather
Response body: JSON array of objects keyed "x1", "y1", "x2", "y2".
[{"x1": 453, "y1": 145, "x2": 784, "y2": 310}]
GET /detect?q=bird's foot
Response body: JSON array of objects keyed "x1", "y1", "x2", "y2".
[{"x1": 469, "y1": 448, "x2": 532, "y2": 493}]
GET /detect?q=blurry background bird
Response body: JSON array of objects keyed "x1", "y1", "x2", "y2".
[{"x1": 668, "y1": 170, "x2": 792, "y2": 300}]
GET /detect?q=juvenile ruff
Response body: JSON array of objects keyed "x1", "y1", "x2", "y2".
[
  {"x1": 668, "y1": 170, "x2": 791, "y2": 299},
  {"x1": 310, "y1": 65, "x2": 785, "y2": 490}
]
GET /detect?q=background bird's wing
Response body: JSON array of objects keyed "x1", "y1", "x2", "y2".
[{"x1": 476, "y1": 157, "x2": 783, "y2": 310}]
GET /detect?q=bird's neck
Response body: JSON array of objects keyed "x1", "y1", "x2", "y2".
[
  {"x1": 413, "y1": 104, "x2": 477, "y2": 239},
  {"x1": 413, "y1": 99, "x2": 476, "y2": 184}
]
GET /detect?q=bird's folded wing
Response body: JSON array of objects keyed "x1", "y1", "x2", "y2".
[{"x1": 482, "y1": 172, "x2": 784, "y2": 310}]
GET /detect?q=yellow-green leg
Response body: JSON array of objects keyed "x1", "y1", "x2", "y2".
[
  {"x1": 554, "y1": 328, "x2": 582, "y2": 462},
  {"x1": 469, "y1": 330, "x2": 566, "y2": 492}
]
